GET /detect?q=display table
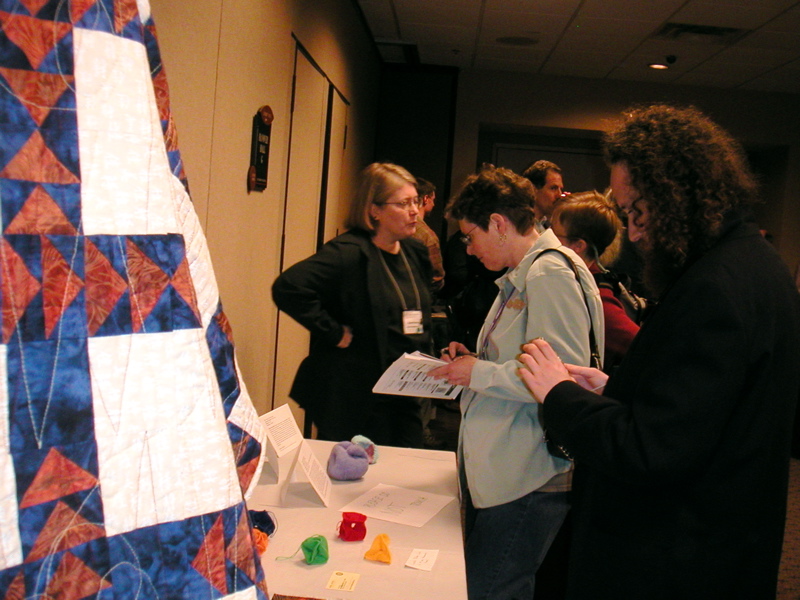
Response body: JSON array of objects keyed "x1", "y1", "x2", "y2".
[{"x1": 250, "y1": 439, "x2": 467, "y2": 600}]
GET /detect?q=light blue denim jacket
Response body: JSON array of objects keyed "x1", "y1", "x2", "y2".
[{"x1": 459, "y1": 229, "x2": 605, "y2": 508}]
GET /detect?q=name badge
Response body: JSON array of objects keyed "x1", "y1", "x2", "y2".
[{"x1": 402, "y1": 310, "x2": 424, "y2": 335}]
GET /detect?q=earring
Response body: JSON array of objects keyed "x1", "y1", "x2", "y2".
[{"x1": 499, "y1": 233, "x2": 507, "y2": 245}]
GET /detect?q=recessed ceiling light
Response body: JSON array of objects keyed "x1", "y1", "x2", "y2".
[{"x1": 649, "y1": 55, "x2": 676, "y2": 70}]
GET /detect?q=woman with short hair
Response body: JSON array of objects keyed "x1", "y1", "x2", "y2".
[{"x1": 430, "y1": 165, "x2": 604, "y2": 599}]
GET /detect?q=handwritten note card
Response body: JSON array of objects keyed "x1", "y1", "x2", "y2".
[
  {"x1": 339, "y1": 483, "x2": 455, "y2": 527},
  {"x1": 405, "y1": 549, "x2": 439, "y2": 571}
]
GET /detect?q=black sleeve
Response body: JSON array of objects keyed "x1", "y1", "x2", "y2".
[
  {"x1": 542, "y1": 276, "x2": 750, "y2": 486},
  {"x1": 272, "y1": 242, "x2": 349, "y2": 347}
]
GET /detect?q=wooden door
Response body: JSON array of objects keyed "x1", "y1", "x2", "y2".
[{"x1": 272, "y1": 48, "x2": 328, "y2": 428}]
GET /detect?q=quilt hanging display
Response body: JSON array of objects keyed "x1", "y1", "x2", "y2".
[{"x1": 0, "y1": 0, "x2": 268, "y2": 598}]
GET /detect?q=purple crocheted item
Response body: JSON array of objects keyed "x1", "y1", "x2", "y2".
[{"x1": 327, "y1": 441, "x2": 370, "y2": 480}]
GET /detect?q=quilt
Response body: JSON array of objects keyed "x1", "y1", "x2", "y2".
[{"x1": 0, "y1": 0, "x2": 268, "y2": 598}]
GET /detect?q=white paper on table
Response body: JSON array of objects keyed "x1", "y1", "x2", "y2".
[
  {"x1": 260, "y1": 403, "x2": 303, "y2": 457},
  {"x1": 287, "y1": 439, "x2": 331, "y2": 506},
  {"x1": 372, "y1": 351, "x2": 463, "y2": 399},
  {"x1": 405, "y1": 549, "x2": 439, "y2": 571},
  {"x1": 339, "y1": 483, "x2": 455, "y2": 527}
]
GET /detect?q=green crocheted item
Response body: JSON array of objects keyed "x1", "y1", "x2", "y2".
[{"x1": 277, "y1": 534, "x2": 329, "y2": 565}]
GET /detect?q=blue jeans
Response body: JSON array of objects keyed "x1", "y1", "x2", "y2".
[{"x1": 464, "y1": 488, "x2": 570, "y2": 600}]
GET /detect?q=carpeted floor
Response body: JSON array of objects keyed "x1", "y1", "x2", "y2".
[{"x1": 427, "y1": 407, "x2": 800, "y2": 599}]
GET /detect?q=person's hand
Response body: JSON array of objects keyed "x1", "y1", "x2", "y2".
[
  {"x1": 439, "y1": 342, "x2": 472, "y2": 363},
  {"x1": 565, "y1": 364, "x2": 608, "y2": 394},
  {"x1": 517, "y1": 338, "x2": 573, "y2": 403},
  {"x1": 428, "y1": 355, "x2": 477, "y2": 387},
  {"x1": 337, "y1": 325, "x2": 353, "y2": 348}
]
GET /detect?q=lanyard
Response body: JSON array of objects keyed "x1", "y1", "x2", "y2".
[
  {"x1": 377, "y1": 246, "x2": 421, "y2": 312},
  {"x1": 479, "y1": 287, "x2": 516, "y2": 359}
]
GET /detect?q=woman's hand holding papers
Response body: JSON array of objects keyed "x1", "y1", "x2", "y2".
[{"x1": 429, "y1": 353, "x2": 477, "y2": 387}]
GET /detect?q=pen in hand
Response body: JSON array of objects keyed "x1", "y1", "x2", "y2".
[{"x1": 440, "y1": 342, "x2": 476, "y2": 363}]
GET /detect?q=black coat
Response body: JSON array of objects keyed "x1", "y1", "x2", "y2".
[
  {"x1": 543, "y1": 215, "x2": 800, "y2": 599},
  {"x1": 272, "y1": 229, "x2": 432, "y2": 441}
]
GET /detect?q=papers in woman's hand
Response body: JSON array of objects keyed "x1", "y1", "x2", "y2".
[{"x1": 372, "y1": 351, "x2": 463, "y2": 399}]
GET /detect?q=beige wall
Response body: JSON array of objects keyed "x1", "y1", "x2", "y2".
[
  {"x1": 149, "y1": 0, "x2": 380, "y2": 414},
  {"x1": 452, "y1": 70, "x2": 800, "y2": 271}
]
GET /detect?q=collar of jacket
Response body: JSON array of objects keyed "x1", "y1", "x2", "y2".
[{"x1": 498, "y1": 228, "x2": 563, "y2": 295}]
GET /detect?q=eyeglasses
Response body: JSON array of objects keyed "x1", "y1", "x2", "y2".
[
  {"x1": 618, "y1": 203, "x2": 644, "y2": 228},
  {"x1": 460, "y1": 223, "x2": 480, "y2": 246},
  {"x1": 377, "y1": 196, "x2": 422, "y2": 211}
]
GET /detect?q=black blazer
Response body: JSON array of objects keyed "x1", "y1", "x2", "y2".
[
  {"x1": 272, "y1": 229, "x2": 432, "y2": 438},
  {"x1": 544, "y1": 214, "x2": 800, "y2": 599}
]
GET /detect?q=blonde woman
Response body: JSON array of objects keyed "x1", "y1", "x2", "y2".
[{"x1": 273, "y1": 163, "x2": 432, "y2": 447}]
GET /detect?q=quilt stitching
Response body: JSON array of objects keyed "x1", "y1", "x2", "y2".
[{"x1": 1, "y1": 2, "x2": 267, "y2": 598}]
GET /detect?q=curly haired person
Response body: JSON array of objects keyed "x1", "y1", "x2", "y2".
[{"x1": 519, "y1": 105, "x2": 800, "y2": 600}]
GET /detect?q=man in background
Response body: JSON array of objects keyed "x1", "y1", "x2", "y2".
[
  {"x1": 413, "y1": 177, "x2": 445, "y2": 295},
  {"x1": 522, "y1": 160, "x2": 564, "y2": 228},
  {"x1": 411, "y1": 177, "x2": 447, "y2": 449}
]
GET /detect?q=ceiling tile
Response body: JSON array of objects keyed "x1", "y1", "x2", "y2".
[
  {"x1": 393, "y1": 0, "x2": 483, "y2": 26},
  {"x1": 542, "y1": 50, "x2": 626, "y2": 77},
  {"x1": 480, "y1": 10, "x2": 571, "y2": 41},
  {"x1": 606, "y1": 63, "x2": 687, "y2": 84},
  {"x1": 402, "y1": 22, "x2": 478, "y2": 46},
  {"x1": 418, "y1": 44, "x2": 473, "y2": 69},
  {"x1": 739, "y1": 64, "x2": 800, "y2": 93},
  {"x1": 357, "y1": 0, "x2": 800, "y2": 95},
  {"x1": 566, "y1": 16, "x2": 662, "y2": 38},
  {"x1": 670, "y1": 1, "x2": 786, "y2": 29},
  {"x1": 740, "y1": 29, "x2": 800, "y2": 52},
  {"x1": 579, "y1": 0, "x2": 686, "y2": 22},
  {"x1": 483, "y1": 0, "x2": 582, "y2": 16},
  {"x1": 473, "y1": 56, "x2": 543, "y2": 73},
  {"x1": 706, "y1": 44, "x2": 799, "y2": 67},
  {"x1": 357, "y1": 0, "x2": 397, "y2": 38},
  {"x1": 538, "y1": 60, "x2": 615, "y2": 79},
  {"x1": 626, "y1": 38, "x2": 723, "y2": 68},
  {"x1": 369, "y1": 18, "x2": 401, "y2": 39},
  {"x1": 674, "y1": 70, "x2": 755, "y2": 88},
  {"x1": 476, "y1": 42, "x2": 547, "y2": 62},
  {"x1": 358, "y1": 0, "x2": 393, "y2": 17},
  {"x1": 760, "y1": 7, "x2": 800, "y2": 32},
  {"x1": 683, "y1": 61, "x2": 780, "y2": 82}
]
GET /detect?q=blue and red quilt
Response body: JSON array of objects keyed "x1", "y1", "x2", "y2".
[{"x1": 0, "y1": 0, "x2": 268, "y2": 598}]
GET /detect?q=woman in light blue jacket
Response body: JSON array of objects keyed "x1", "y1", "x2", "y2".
[{"x1": 430, "y1": 165, "x2": 604, "y2": 600}]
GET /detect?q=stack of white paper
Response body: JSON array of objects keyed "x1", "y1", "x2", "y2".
[{"x1": 372, "y1": 352, "x2": 463, "y2": 399}]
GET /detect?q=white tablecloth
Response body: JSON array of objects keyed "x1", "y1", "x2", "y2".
[{"x1": 251, "y1": 439, "x2": 467, "y2": 600}]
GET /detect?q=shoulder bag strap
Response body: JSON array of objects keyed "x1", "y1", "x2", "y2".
[{"x1": 532, "y1": 248, "x2": 602, "y2": 369}]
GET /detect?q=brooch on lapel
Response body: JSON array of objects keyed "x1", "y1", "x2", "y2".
[{"x1": 505, "y1": 298, "x2": 526, "y2": 310}]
